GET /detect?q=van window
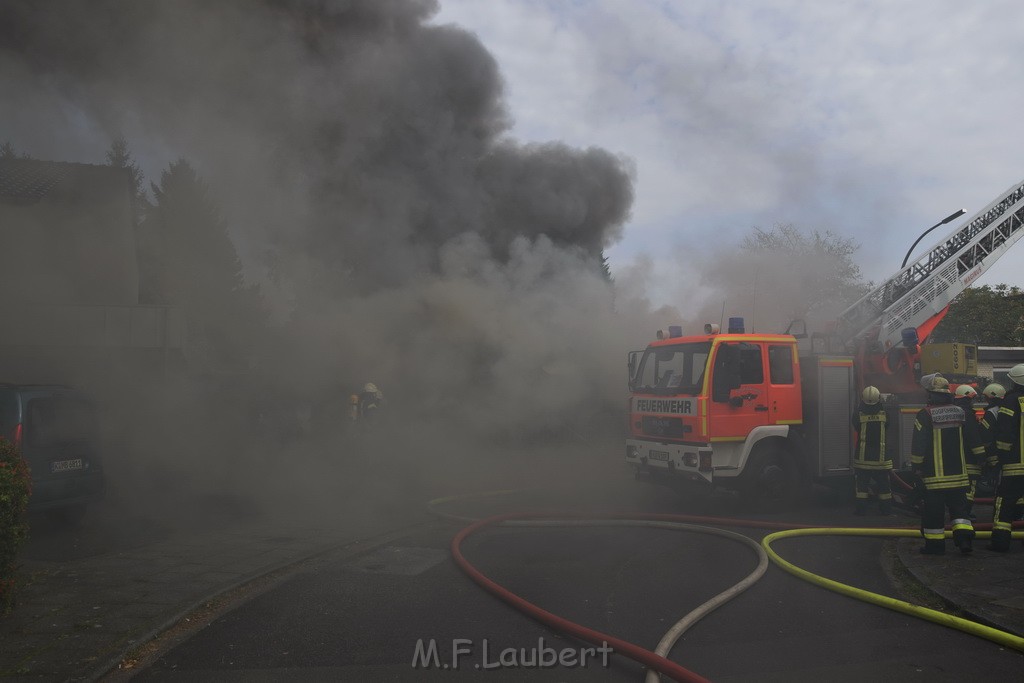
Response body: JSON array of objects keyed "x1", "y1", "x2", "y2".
[
  {"x1": 768, "y1": 345, "x2": 795, "y2": 384},
  {"x1": 25, "y1": 397, "x2": 97, "y2": 448},
  {"x1": 0, "y1": 390, "x2": 17, "y2": 434}
]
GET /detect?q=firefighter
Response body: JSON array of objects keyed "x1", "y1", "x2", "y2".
[
  {"x1": 910, "y1": 373, "x2": 975, "y2": 555},
  {"x1": 851, "y1": 385, "x2": 893, "y2": 515},
  {"x1": 989, "y1": 364, "x2": 1024, "y2": 552},
  {"x1": 980, "y1": 382, "x2": 1007, "y2": 440},
  {"x1": 979, "y1": 382, "x2": 1006, "y2": 494},
  {"x1": 954, "y1": 384, "x2": 986, "y2": 517},
  {"x1": 354, "y1": 382, "x2": 386, "y2": 423}
]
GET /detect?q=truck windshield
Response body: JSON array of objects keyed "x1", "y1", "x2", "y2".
[{"x1": 634, "y1": 342, "x2": 711, "y2": 395}]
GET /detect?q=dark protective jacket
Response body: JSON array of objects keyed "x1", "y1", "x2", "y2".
[
  {"x1": 954, "y1": 395, "x2": 987, "y2": 474},
  {"x1": 910, "y1": 396, "x2": 971, "y2": 490},
  {"x1": 851, "y1": 401, "x2": 891, "y2": 469},
  {"x1": 980, "y1": 401, "x2": 1002, "y2": 463},
  {"x1": 358, "y1": 390, "x2": 383, "y2": 420},
  {"x1": 993, "y1": 386, "x2": 1024, "y2": 478}
]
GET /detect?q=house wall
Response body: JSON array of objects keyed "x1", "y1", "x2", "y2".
[
  {"x1": 977, "y1": 347, "x2": 1024, "y2": 388},
  {"x1": 0, "y1": 161, "x2": 181, "y2": 388},
  {"x1": 0, "y1": 163, "x2": 139, "y2": 306}
]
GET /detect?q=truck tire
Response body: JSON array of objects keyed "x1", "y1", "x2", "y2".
[{"x1": 742, "y1": 445, "x2": 802, "y2": 505}]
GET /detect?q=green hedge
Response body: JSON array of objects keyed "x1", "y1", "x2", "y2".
[{"x1": 0, "y1": 437, "x2": 31, "y2": 615}]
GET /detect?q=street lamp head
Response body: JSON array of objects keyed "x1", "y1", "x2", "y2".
[
  {"x1": 941, "y1": 209, "x2": 966, "y2": 225},
  {"x1": 901, "y1": 208, "x2": 968, "y2": 269}
]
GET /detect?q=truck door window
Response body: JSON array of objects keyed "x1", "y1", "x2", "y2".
[
  {"x1": 768, "y1": 345, "x2": 795, "y2": 384},
  {"x1": 712, "y1": 343, "x2": 741, "y2": 402},
  {"x1": 738, "y1": 343, "x2": 764, "y2": 384}
]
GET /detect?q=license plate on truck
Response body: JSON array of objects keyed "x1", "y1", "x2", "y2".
[
  {"x1": 650, "y1": 450, "x2": 669, "y2": 461},
  {"x1": 51, "y1": 459, "x2": 84, "y2": 473}
]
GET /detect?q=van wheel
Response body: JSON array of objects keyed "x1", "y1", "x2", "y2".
[
  {"x1": 743, "y1": 446, "x2": 801, "y2": 505},
  {"x1": 45, "y1": 504, "x2": 87, "y2": 527}
]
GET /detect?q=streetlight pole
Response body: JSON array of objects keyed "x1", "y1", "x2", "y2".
[{"x1": 900, "y1": 209, "x2": 967, "y2": 269}]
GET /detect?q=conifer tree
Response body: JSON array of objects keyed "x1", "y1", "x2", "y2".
[{"x1": 148, "y1": 159, "x2": 265, "y2": 370}]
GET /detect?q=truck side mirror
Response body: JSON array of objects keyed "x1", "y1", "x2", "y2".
[
  {"x1": 784, "y1": 319, "x2": 808, "y2": 339},
  {"x1": 627, "y1": 350, "x2": 640, "y2": 390}
]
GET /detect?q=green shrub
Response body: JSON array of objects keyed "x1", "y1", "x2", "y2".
[{"x1": 0, "y1": 437, "x2": 31, "y2": 615}]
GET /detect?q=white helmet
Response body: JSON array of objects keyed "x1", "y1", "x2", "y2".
[
  {"x1": 861, "y1": 386, "x2": 881, "y2": 405},
  {"x1": 1008, "y1": 364, "x2": 1024, "y2": 387},
  {"x1": 983, "y1": 383, "x2": 1006, "y2": 400},
  {"x1": 921, "y1": 373, "x2": 950, "y2": 394},
  {"x1": 955, "y1": 384, "x2": 977, "y2": 398},
  {"x1": 364, "y1": 382, "x2": 379, "y2": 394}
]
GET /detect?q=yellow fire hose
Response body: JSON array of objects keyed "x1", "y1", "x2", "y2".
[{"x1": 761, "y1": 526, "x2": 1024, "y2": 652}]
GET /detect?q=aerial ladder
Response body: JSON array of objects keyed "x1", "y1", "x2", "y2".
[{"x1": 832, "y1": 178, "x2": 1024, "y2": 395}]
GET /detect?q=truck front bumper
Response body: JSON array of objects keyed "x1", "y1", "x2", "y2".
[{"x1": 625, "y1": 439, "x2": 715, "y2": 486}]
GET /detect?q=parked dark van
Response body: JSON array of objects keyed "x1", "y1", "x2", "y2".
[{"x1": 0, "y1": 384, "x2": 104, "y2": 515}]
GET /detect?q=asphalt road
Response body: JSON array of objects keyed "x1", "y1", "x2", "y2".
[{"x1": 123, "y1": 476, "x2": 1024, "y2": 683}]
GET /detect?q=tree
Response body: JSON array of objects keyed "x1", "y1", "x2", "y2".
[
  {"x1": 105, "y1": 135, "x2": 147, "y2": 205},
  {"x1": 148, "y1": 159, "x2": 265, "y2": 370},
  {"x1": 600, "y1": 252, "x2": 612, "y2": 283},
  {"x1": 929, "y1": 284, "x2": 1024, "y2": 346},
  {"x1": 0, "y1": 141, "x2": 32, "y2": 160},
  {"x1": 739, "y1": 224, "x2": 869, "y2": 321},
  {"x1": 104, "y1": 136, "x2": 159, "y2": 302}
]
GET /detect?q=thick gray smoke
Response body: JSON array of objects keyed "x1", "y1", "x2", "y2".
[{"x1": 0, "y1": 0, "x2": 648, "y2": 510}]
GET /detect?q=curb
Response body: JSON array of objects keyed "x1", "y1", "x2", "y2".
[{"x1": 86, "y1": 519, "x2": 440, "y2": 681}]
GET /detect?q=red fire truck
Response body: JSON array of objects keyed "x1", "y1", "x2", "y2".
[{"x1": 625, "y1": 178, "x2": 1024, "y2": 499}]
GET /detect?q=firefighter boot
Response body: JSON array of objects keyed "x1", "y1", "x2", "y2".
[
  {"x1": 988, "y1": 529, "x2": 1011, "y2": 553},
  {"x1": 879, "y1": 500, "x2": 894, "y2": 516},
  {"x1": 952, "y1": 528, "x2": 974, "y2": 555},
  {"x1": 854, "y1": 500, "x2": 867, "y2": 516},
  {"x1": 919, "y1": 539, "x2": 946, "y2": 555}
]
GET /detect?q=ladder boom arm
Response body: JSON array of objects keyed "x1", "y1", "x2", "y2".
[{"x1": 836, "y1": 178, "x2": 1024, "y2": 350}]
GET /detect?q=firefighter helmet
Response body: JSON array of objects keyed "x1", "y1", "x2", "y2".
[
  {"x1": 364, "y1": 382, "x2": 379, "y2": 394},
  {"x1": 921, "y1": 373, "x2": 950, "y2": 394},
  {"x1": 1008, "y1": 364, "x2": 1024, "y2": 387},
  {"x1": 861, "y1": 386, "x2": 881, "y2": 405},
  {"x1": 955, "y1": 384, "x2": 977, "y2": 398},
  {"x1": 982, "y1": 383, "x2": 1006, "y2": 400}
]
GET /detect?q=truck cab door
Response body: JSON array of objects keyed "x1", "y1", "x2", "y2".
[{"x1": 709, "y1": 341, "x2": 770, "y2": 440}]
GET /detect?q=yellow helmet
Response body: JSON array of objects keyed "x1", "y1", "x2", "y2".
[
  {"x1": 861, "y1": 386, "x2": 881, "y2": 405},
  {"x1": 982, "y1": 383, "x2": 1006, "y2": 400},
  {"x1": 955, "y1": 384, "x2": 977, "y2": 398}
]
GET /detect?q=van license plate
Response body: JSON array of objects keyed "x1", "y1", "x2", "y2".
[
  {"x1": 51, "y1": 459, "x2": 84, "y2": 473},
  {"x1": 650, "y1": 450, "x2": 669, "y2": 461}
]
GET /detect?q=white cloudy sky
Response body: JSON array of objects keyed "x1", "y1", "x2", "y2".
[{"x1": 432, "y1": 0, "x2": 1024, "y2": 308}]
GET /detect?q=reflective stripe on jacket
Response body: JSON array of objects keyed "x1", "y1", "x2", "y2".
[
  {"x1": 851, "y1": 401, "x2": 891, "y2": 470},
  {"x1": 994, "y1": 390, "x2": 1024, "y2": 477},
  {"x1": 910, "y1": 403, "x2": 970, "y2": 490}
]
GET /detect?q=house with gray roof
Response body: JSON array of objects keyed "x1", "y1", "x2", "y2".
[{"x1": 0, "y1": 158, "x2": 182, "y2": 386}]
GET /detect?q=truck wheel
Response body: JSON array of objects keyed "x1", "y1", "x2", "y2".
[{"x1": 744, "y1": 446, "x2": 801, "y2": 505}]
